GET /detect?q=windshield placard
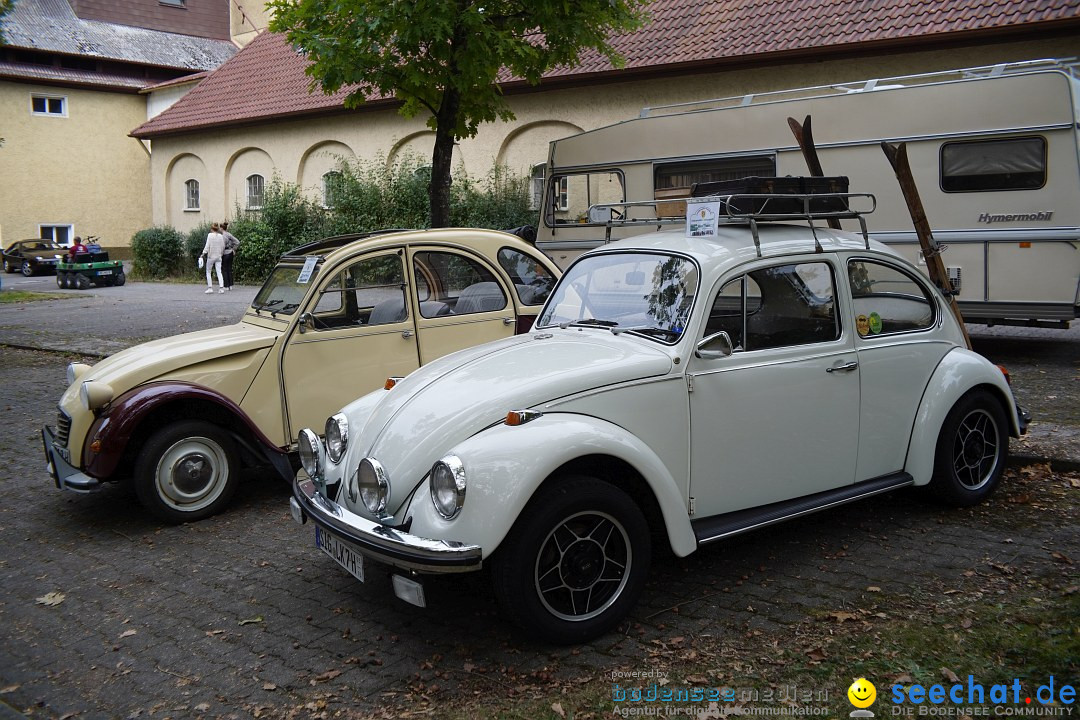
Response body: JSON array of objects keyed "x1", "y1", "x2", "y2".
[{"x1": 297, "y1": 256, "x2": 319, "y2": 284}]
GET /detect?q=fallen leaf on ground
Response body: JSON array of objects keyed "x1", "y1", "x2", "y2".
[
  {"x1": 551, "y1": 702, "x2": 566, "y2": 718},
  {"x1": 941, "y1": 668, "x2": 961, "y2": 683},
  {"x1": 238, "y1": 616, "x2": 264, "y2": 626},
  {"x1": 119, "y1": 629, "x2": 136, "y2": 639},
  {"x1": 829, "y1": 611, "x2": 860, "y2": 622},
  {"x1": 866, "y1": 586, "x2": 881, "y2": 592},
  {"x1": 36, "y1": 591, "x2": 65, "y2": 606}
]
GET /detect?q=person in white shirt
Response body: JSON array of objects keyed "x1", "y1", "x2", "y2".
[{"x1": 201, "y1": 223, "x2": 226, "y2": 294}]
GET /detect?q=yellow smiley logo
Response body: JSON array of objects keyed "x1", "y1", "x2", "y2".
[{"x1": 848, "y1": 678, "x2": 877, "y2": 708}]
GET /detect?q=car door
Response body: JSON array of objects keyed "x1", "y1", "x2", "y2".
[
  {"x1": 687, "y1": 258, "x2": 860, "y2": 517},
  {"x1": 281, "y1": 249, "x2": 421, "y2": 440},
  {"x1": 845, "y1": 256, "x2": 952, "y2": 481},
  {"x1": 408, "y1": 247, "x2": 517, "y2": 364}
]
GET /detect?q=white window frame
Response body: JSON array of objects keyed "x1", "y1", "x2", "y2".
[
  {"x1": 322, "y1": 171, "x2": 342, "y2": 208},
  {"x1": 246, "y1": 174, "x2": 265, "y2": 210},
  {"x1": 184, "y1": 179, "x2": 200, "y2": 211},
  {"x1": 30, "y1": 94, "x2": 67, "y2": 118},
  {"x1": 38, "y1": 224, "x2": 74, "y2": 245},
  {"x1": 555, "y1": 176, "x2": 569, "y2": 211},
  {"x1": 530, "y1": 164, "x2": 546, "y2": 211}
]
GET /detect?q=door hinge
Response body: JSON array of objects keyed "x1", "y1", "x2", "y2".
[
  {"x1": 689, "y1": 496, "x2": 696, "y2": 516},
  {"x1": 687, "y1": 375, "x2": 694, "y2": 392}
]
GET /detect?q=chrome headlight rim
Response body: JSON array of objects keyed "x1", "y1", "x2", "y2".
[
  {"x1": 356, "y1": 457, "x2": 390, "y2": 516},
  {"x1": 430, "y1": 454, "x2": 467, "y2": 520},
  {"x1": 297, "y1": 428, "x2": 323, "y2": 479},
  {"x1": 324, "y1": 413, "x2": 349, "y2": 464}
]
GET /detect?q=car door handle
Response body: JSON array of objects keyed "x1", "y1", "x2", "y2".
[
  {"x1": 401, "y1": 330, "x2": 414, "y2": 339},
  {"x1": 502, "y1": 317, "x2": 515, "y2": 325},
  {"x1": 826, "y1": 361, "x2": 859, "y2": 373}
]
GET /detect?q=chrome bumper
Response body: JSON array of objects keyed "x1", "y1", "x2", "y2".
[
  {"x1": 41, "y1": 425, "x2": 101, "y2": 492},
  {"x1": 291, "y1": 475, "x2": 482, "y2": 574}
]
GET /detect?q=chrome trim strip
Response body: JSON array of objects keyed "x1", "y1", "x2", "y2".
[{"x1": 293, "y1": 475, "x2": 482, "y2": 573}]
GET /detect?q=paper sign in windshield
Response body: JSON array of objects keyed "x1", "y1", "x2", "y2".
[
  {"x1": 687, "y1": 201, "x2": 721, "y2": 238},
  {"x1": 297, "y1": 256, "x2": 318, "y2": 284}
]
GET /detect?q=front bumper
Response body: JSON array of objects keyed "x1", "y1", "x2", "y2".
[
  {"x1": 291, "y1": 474, "x2": 482, "y2": 574},
  {"x1": 41, "y1": 425, "x2": 101, "y2": 492}
]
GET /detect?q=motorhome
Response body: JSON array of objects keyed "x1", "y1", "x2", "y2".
[{"x1": 536, "y1": 59, "x2": 1080, "y2": 327}]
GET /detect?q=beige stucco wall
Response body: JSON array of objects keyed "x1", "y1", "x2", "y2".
[
  {"x1": 0, "y1": 82, "x2": 151, "y2": 248},
  {"x1": 148, "y1": 35, "x2": 1080, "y2": 233}
]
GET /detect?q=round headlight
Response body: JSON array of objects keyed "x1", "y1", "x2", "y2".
[
  {"x1": 297, "y1": 429, "x2": 323, "y2": 479},
  {"x1": 356, "y1": 458, "x2": 389, "y2": 515},
  {"x1": 66, "y1": 362, "x2": 91, "y2": 385},
  {"x1": 430, "y1": 455, "x2": 466, "y2": 520},
  {"x1": 325, "y1": 413, "x2": 348, "y2": 464},
  {"x1": 79, "y1": 381, "x2": 114, "y2": 411}
]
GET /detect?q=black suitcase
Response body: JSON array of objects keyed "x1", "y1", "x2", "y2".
[{"x1": 690, "y1": 176, "x2": 849, "y2": 214}]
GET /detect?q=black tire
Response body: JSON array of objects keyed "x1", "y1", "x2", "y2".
[
  {"x1": 114, "y1": 271, "x2": 126, "y2": 287},
  {"x1": 63, "y1": 273, "x2": 74, "y2": 289},
  {"x1": 56, "y1": 273, "x2": 65, "y2": 289},
  {"x1": 928, "y1": 389, "x2": 1008, "y2": 507},
  {"x1": 492, "y1": 475, "x2": 651, "y2": 644},
  {"x1": 21, "y1": 261, "x2": 33, "y2": 277},
  {"x1": 134, "y1": 421, "x2": 240, "y2": 523},
  {"x1": 3, "y1": 259, "x2": 14, "y2": 273},
  {"x1": 75, "y1": 274, "x2": 90, "y2": 290}
]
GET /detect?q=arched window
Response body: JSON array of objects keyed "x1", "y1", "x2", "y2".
[
  {"x1": 184, "y1": 179, "x2": 200, "y2": 210},
  {"x1": 322, "y1": 171, "x2": 342, "y2": 208},
  {"x1": 246, "y1": 174, "x2": 265, "y2": 209}
]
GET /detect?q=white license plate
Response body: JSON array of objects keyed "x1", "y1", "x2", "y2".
[
  {"x1": 96, "y1": 270, "x2": 113, "y2": 276},
  {"x1": 315, "y1": 526, "x2": 365, "y2": 582}
]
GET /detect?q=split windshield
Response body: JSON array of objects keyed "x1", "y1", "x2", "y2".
[
  {"x1": 251, "y1": 262, "x2": 320, "y2": 316},
  {"x1": 538, "y1": 253, "x2": 698, "y2": 344}
]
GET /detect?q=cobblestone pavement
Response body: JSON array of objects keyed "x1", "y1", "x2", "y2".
[{"x1": 0, "y1": 286, "x2": 1077, "y2": 719}]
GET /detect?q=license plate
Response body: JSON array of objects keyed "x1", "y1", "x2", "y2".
[
  {"x1": 96, "y1": 270, "x2": 113, "y2": 276},
  {"x1": 315, "y1": 526, "x2": 365, "y2": 582}
]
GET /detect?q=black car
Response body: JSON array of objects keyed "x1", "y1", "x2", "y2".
[{"x1": 2, "y1": 239, "x2": 66, "y2": 276}]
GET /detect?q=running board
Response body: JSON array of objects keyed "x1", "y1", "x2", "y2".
[{"x1": 692, "y1": 473, "x2": 913, "y2": 545}]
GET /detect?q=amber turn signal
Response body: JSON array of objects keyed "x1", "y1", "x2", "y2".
[
  {"x1": 996, "y1": 364, "x2": 1011, "y2": 385},
  {"x1": 505, "y1": 410, "x2": 542, "y2": 426}
]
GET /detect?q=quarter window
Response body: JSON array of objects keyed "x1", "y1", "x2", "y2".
[
  {"x1": 246, "y1": 174, "x2": 265, "y2": 209},
  {"x1": 848, "y1": 260, "x2": 935, "y2": 336},
  {"x1": 31, "y1": 95, "x2": 66, "y2": 116},
  {"x1": 497, "y1": 247, "x2": 555, "y2": 306},
  {"x1": 413, "y1": 251, "x2": 506, "y2": 317},
  {"x1": 546, "y1": 170, "x2": 622, "y2": 225},
  {"x1": 185, "y1": 179, "x2": 200, "y2": 210},
  {"x1": 940, "y1": 137, "x2": 1046, "y2": 192}
]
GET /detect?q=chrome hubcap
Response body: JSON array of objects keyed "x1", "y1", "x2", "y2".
[
  {"x1": 156, "y1": 436, "x2": 229, "y2": 511},
  {"x1": 952, "y1": 409, "x2": 999, "y2": 490},
  {"x1": 535, "y1": 511, "x2": 631, "y2": 622}
]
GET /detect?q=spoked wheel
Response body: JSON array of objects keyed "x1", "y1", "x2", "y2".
[
  {"x1": 134, "y1": 421, "x2": 240, "y2": 523},
  {"x1": 493, "y1": 476, "x2": 650, "y2": 644},
  {"x1": 21, "y1": 261, "x2": 33, "y2": 277},
  {"x1": 929, "y1": 389, "x2": 1008, "y2": 506}
]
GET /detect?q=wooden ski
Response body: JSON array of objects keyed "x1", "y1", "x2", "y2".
[
  {"x1": 881, "y1": 141, "x2": 971, "y2": 349},
  {"x1": 787, "y1": 115, "x2": 842, "y2": 230}
]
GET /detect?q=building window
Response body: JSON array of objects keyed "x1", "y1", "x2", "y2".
[
  {"x1": 246, "y1": 174, "x2": 265, "y2": 209},
  {"x1": 185, "y1": 179, "x2": 200, "y2": 210},
  {"x1": 31, "y1": 95, "x2": 67, "y2": 117},
  {"x1": 940, "y1": 137, "x2": 1046, "y2": 192},
  {"x1": 159, "y1": 0, "x2": 185, "y2": 7},
  {"x1": 322, "y1": 171, "x2": 342, "y2": 208},
  {"x1": 39, "y1": 225, "x2": 73, "y2": 245},
  {"x1": 530, "y1": 164, "x2": 546, "y2": 211}
]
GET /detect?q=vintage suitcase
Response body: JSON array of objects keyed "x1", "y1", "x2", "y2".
[{"x1": 689, "y1": 176, "x2": 849, "y2": 214}]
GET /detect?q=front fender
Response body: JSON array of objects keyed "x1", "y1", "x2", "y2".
[
  {"x1": 905, "y1": 348, "x2": 1018, "y2": 486},
  {"x1": 85, "y1": 381, "x2": 290, "y2": 481},
  {"x1": 403, "y1": 413, "x2": 697, "y2": 560}
]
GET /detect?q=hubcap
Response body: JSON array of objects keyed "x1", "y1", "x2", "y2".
[
  {"x1": 155, "y1": 436, "x2": 229, "y2": 512},
  {"x1": 952, "y1": 409, "x2": 1000, "y2": 490},
  {"x1": 535, "y1": 511, "x2": 631, "y2": 622}
]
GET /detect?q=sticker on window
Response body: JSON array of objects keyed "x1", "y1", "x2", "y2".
[{"x1": 298, "y1": 256, "x2": 318, "y2": 284}]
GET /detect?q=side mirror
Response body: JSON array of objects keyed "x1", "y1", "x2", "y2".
[
  {"x1": 298, "y1": 312, "x2": 315, "y2": 334},
  {"x1": 695, "y1": 331, "x2": 733, "y2": 359}
]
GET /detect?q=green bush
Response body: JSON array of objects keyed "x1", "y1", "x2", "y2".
[
  {"x1": 130, "y1": 226, "x2": 185, "y2": 279},
  {"x1": 185, "y1": 222, "x2": 214, "y2": 267}
]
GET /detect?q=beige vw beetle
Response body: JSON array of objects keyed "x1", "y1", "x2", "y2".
[{"x1": 43, "y1": 228, "x2": 559, "y2": 523}]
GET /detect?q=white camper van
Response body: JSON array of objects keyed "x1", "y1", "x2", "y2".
[{"x1": 536, "y1": 59, "x2": 1080, "y2": 328}]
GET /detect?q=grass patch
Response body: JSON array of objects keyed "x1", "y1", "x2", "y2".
[{"x1": 0, "y1": 290, "x2": 70, "y2": 303}]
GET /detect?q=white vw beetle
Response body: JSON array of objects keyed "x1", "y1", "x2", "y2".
[{"x1": 290, "y1": 196, "x2": 1025, "y2": 643}]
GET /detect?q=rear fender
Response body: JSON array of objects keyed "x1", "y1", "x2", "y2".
[
  {"x1": 905, "y1": 348, "x2": 1018, "y2": 486},
  {"x1": 402, "y1": 413, "x2": 696, "y2": 559}
]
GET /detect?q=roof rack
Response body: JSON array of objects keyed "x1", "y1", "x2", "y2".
[
  {"x1": 639, "y1": 58, "x2": 1079, "y2": 119},
  {"x1": 588, "y1": 192, "x2": 876, "y2": 257}
]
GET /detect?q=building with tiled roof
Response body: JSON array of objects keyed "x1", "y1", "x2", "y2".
[
  {"x1": 0, "y1": 0, "x2": 266, "y2": 250},
  {"x1": 130, "y1": 0, "x2": 1080, "y2": 237}
]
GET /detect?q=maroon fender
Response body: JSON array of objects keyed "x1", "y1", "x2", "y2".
[{"x1": 83, "y1": 381, "x2": 288, "y2": 480}]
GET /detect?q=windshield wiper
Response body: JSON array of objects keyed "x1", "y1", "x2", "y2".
[
  {"x1": 252, "y1": 299, "x2": 282, "y2": 315},
  {"x1": 613, "y1": 326, "x2": 681, "y2": 340},
  {"x1": 560, "y1": 318, "x2": 620, "y2": 329}
]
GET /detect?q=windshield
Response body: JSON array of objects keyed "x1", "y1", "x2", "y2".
[
  {"x1": 538, "y1": 253, "x2": 698, "y2": 344},
  {"x1": 251, "y1": 263, "x2": 320, "y2": 316}
]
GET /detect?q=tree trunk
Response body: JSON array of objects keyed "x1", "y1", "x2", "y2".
[{"x1": 429, "y1": 86, "x2": 461, "y2": 228}]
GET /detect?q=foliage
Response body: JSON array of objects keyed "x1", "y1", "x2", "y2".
[
  {"x1": 130, "y1": 226, "x2": 185, "y2": 279},
  {"x1": 0, "y1": 0, "x2": 14, "y2": 45},
  {"x1": 268, "y1": 0, "x2": 648, "y2": 227}
]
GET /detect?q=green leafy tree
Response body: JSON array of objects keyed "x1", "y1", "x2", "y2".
[
  {"x1": 268, "y1": 0, "x2": 648, "y2": 228},
  {"x1": 0, "y1": 0, "x2": 15, "y2": 47}
]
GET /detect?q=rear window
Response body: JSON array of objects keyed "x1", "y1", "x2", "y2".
[{"x1": 940, "y1": 137, "x2": 1046, "y2": 192}]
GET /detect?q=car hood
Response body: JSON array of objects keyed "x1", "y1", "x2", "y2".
[
  {"x1": 350, "y1": 330, "x2": 673, "y2": 511},
  {"x1": 62, "y1": 321, "x2": 280, "y2": 405}
]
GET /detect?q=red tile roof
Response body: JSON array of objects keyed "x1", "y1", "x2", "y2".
[{"x1": 131, "y1": 0, "x2": 1080, "y2": 138}]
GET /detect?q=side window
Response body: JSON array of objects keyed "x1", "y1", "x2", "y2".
[
  {"x1": 246, "y1": 174, "x2": 265, "y2": 209},
  {"x1": 848, "y1": 260, "x2": 935, "y2": 336},
  {"x1": 413, "y1": 251, "x2": 507, "y2": 317},
  {"x1": 714, "y1": 262, "x2": 838, "y2": 351},
  {"x1": 940, "y1": 137, "x2": 1046, "y2": 192},
  {"x1": 545, "y1": 170, "x2": 624, "y2": 226},
  {"x1": 497, "y1": 247, "x2": 555, "y2": 306},
  {"x1": 312, "y1": 254, "x2": 406, "y2": 329}
]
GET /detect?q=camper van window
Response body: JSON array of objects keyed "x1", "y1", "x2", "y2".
[
  {"x1": 940, "y1": 137, "x2": 1046, "y2": 192},
  {"x1": 546, "y1": 170, "x2": 625, "y2": 226}
]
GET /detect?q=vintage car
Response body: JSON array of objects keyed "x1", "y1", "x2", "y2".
[
  {"x1": 289, "y1": 197, "x2": 1027, "y2": 643},
  {"x1": 3, "y1": 239, "x2": 66, "y2": 276},
  {"x1": 42, "y1": 228, "x2": 559, "y2": 523}
]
